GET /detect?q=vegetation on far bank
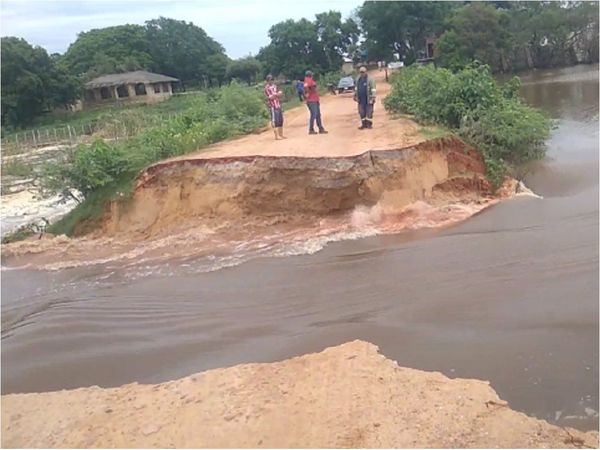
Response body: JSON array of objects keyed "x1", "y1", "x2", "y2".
[
  {"x1": 1, "y1": 85, "x2": 281, "y2": 141},
  {"x1": 358, "y1": 1, "x2": 598, "y2": 71},
  {"x1": 384, "y1": 63, "x2": 553, "y2": 188}
]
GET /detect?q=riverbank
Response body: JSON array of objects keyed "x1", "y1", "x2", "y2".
[{"x1": 2, "y1": 340, "x2": 597, "y2": 448}]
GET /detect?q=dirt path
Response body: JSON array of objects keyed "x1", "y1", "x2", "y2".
[{"x1": 173, "y1": 71, "x2": 425, "y2": 161}]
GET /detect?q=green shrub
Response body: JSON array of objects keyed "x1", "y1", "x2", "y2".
[
  {"x1": 385, "y1": 63, "x2": 553, "y2": 188},
  {"x1": 459, "y1": 99, "x2": 550, "y2": 166},
  {"x1": 42, "y1": 139, "x2": 130, "y2": 199},
  {"x1": 216, "y1": 81, "x2": 268, "y2": 123},
  {"x1": 385, "y1": 63, "x2": 501, "y2": 128},
  {"x1": 38, "y1": 81, "x2": 272, "y2": 238},
  {"x1": 1, "y1": 160, "x2": 33, "y2": 177}
]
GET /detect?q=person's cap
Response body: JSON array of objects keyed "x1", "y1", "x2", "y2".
[
  {"x1": 305, "y1": 70, "x2": 313, "y2": 77},
  {"x1": 359, "y1": 66, "x2": 367, "y2": 73},
  {"x1": 266, "y1": 74, "x2": 273, "y2": 81}
]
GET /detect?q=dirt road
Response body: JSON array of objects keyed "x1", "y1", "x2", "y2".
[{"x1": 175, "y1": 70, "x2": 425, "y2": 161}]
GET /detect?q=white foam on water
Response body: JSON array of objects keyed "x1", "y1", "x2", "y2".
[
  {"x1": 515, "y1": 180, "x2": 543, "y2": 199},
  {"x1": 4, "y1": 194, "x2": 502, "y2": 281}
]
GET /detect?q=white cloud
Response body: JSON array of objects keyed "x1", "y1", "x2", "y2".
[{"x1": 0, "y1": 0, "x2": 363, "y2": 58}]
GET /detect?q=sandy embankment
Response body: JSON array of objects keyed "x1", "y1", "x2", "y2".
[{"x1": 2, "y1": 340, "x2": 597, "y2": 448}]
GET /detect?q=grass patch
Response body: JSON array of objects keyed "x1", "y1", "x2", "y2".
[
  {"x1": 419, "y1": 125, "x2": 452, "y2": 140},
  {"x1": 1, "y1": 160, "x2": 34, "y2": 178}
]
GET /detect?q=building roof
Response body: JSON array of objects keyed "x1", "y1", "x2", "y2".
[{"x1": 85, "y1": 71, "x2": 179, "y2": 89}]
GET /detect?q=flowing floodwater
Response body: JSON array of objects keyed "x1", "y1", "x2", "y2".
[{"x1": 2, "y1": 64, "x2": 598, "y2": 431}]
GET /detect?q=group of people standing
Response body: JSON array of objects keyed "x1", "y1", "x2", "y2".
[{"x1": 264, "y1": 65, "x2": 376, "y2": 140}]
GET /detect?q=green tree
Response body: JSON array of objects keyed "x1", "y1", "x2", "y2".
[
  {"x1": 1, "y1": 37, "x2": 79, "y2": 127},
  {"x1": 506, "y1": 1, "x2": 598, "y2": 70},
  {"x1": 358, "y1": 1, "x2": 456, "y2": 64},
  {"x1": 205, "y1": 53, "x2": 230, "y2": 87},
  {"x1": 61, "y1": 24, "x2": 152, "y2": 78},
  {"x1": 257, "y1": 12, "x2": 358, "y2": 78},
  {"x1": 436, "y1": 3, "x2": 512, "y2": 72},
  {"x1": 258, "y1": 18, "x2": 326, "y2": 77},
  {"x1": 145, "y1": 17, "x2": 227, "y2": 87},
  {"x1": 315, "y1": 11, "x2": 359, "y2": 69},
  {"x1": 226, "y1": 57, "x2": 262, "y2": 85}
]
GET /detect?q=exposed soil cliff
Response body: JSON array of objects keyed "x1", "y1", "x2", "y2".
[{"x1": 102, "y1": 136, "x2": 490, "y2": 238}]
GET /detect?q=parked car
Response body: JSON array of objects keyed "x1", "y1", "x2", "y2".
[
  {"x1": 387, "y1": 62, "x2": 404, "y2": 70},
  {"x1": 337, "y1": 76, "x2": 355, "y2": 93}
]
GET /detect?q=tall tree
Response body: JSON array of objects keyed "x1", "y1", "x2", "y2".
[
  {"x1": 61, "y1": 24, "x2": 152, "y2": 78},
  {"x1": 436, "y1": 3, "x2": 512, "y2": 72},
  {"x1": 145, "y1": 17, "x2": 228, "y2": 87},
  {"x1": 258, "y1": 18, "x2": 326, "y2": 78},
  {"x1": 206, "y1": 53, "x2": 231, "y2": 87},
  {"x1": 257, "y1": 12, "x2": 359, "y2": 78},
  {"x1": 226, "y1": 57, "x2": 262, "y2": 85},
  {"x1": 505, "y1": 1, "x2": 599, "y2": 70},
  {"x1": 1, "y1": 37, "x2": 79, "y2": 127},
  {"x1": 315, "y1": 11, "x2": 359, "y2": 69},
  {"x1": 358, "y1": 1, "x2": 456, "y2": 64}
]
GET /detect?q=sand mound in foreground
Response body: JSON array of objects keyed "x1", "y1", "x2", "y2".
[{"x1": 2, "y1": 340, "x2": 597, "y2": 448}]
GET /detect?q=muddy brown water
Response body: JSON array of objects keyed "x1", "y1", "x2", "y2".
[{"x1": 2, "y1": 64, "x2": 598, "y2": 431}]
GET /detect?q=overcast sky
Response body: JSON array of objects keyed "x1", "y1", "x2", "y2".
[{"x1": 1, "y1": 0, "x2": 363, "y2": 58}]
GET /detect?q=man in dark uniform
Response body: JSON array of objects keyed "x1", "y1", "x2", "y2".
[{"x1": 353, "y1": 66, "x2": 376, "y2": 129}]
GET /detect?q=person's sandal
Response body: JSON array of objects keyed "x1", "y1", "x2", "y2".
[{"x1": 319, "y1": 129, "x2": 329, "y2": 134}]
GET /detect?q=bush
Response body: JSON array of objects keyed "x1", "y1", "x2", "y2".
[
  {"x1": 41, "y1": 81, "x2": 271, "y2": 232},
  {"x1": 384, "y1": 63, "x2": 553, "y2": 188},
  {"x1": 42, "y1": 139, "x2": 130, "y2": 199},
  {"x1": 1, "y1": 160, "x2": 33, "y2": 177},
  {"x1": 384, "y1": 63, "x2": 501, "y2": 128}
]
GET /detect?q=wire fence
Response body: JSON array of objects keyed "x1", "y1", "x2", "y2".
[
  {"x1": 1, "y1": 124, "x2": 91, "y2": 155},
  {"x1": 1, "y1": 112, "x2": 186, "y2": 156}
]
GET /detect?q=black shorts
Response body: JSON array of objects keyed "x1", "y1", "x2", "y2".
[{"x1": 270, "y1": 107, "x2": 283, "y2": 127}]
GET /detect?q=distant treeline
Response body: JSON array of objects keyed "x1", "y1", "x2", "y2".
[{"x1": 2, "y1": 2, "x2": 598, "y2": 127}]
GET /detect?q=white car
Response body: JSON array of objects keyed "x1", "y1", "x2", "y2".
[{"x1": 387, "y1": 62, "x2": 404, "y2": 70}]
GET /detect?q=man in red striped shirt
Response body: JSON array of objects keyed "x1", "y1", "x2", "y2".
[{"x1": 264, "y1": 74, "x2": 286, "y2": 140}]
